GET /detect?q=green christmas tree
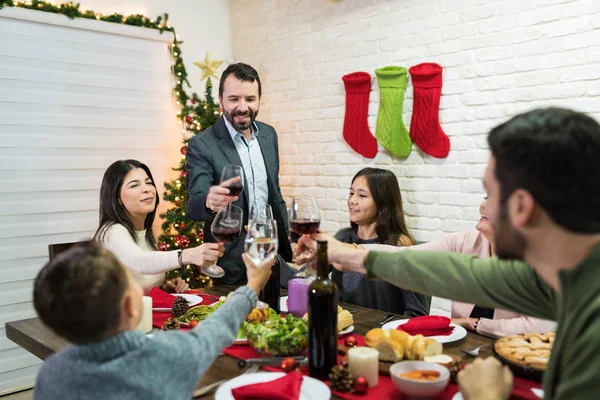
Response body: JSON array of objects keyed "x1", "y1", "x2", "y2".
[{"x1": 158, "y1": 80, "x2": 221, "y2": 288}]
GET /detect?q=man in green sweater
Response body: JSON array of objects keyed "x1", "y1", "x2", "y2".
[{"x1": 298, "y1": 107, "x2": 600, "y2": 400}]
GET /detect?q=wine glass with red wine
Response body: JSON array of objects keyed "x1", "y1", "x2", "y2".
[
  {"x1": 289, "y1": 197, "x2": 320, "y2": 274},
  {"x1": 202, "y1": 203, "x2": 243, "y2": 278},
  {"x1": 220, "y1": 164, "x2": 245, "y2": 197}
]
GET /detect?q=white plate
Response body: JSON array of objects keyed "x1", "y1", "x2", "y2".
[
  {"x1": 339, "y1": 325, "x2": 354, "y2": 336},
  {"x1": 152, "y1": 293, "x2": 203, "y2": 312},
  {"x1": 215, "y1": 372, "x2": 330, "y2": 400},
  {"x1": 382, "y1": 319, "x2": 467, "y2": 344}
]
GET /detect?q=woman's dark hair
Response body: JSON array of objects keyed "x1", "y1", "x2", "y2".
[
  {"x1": 350, "y1": 168, "x2": 414, "y2": 246},
  {"x1": 94, "y1": 159, "x2": 159, "y2": 248},
  {"x1": 219, "y1": 62, "x2": 262, "y2": 98},
  {"x1": 34, "y1": 241, "x2": 129, "y2": 344},
  {"x1": 488, "y1": 107, "x2": 600, "y2": 233}
]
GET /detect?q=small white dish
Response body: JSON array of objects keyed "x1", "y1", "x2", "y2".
[
  {"x1": 339, "y1": 325, "x2": 354, "y2": 336},
  {"x1": 382, "y1": 319, "x2": 467, "y2": 344},
  {"x1": 152, "y1": 293, "x2": 203, "y2": 312},
  {"x1": 390, "y1": 360, "x2": 450, "y2": 398},
  {"x1": 215, "y1": 372, "x2": 330, "y2": 400}
]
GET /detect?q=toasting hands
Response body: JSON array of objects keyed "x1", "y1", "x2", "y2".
[
  {"x1": 243, "y1": 253, "x2": 276, "y2": 296},
  {"x1": 205, "y1": 176, "x2": 241, "y2": 213},
  {"x1": 293, "y1": 232, "x2": 369, "y2": 274},
  {"x1": 181, "y1": 243, "x2": 224, "y2": 267}
]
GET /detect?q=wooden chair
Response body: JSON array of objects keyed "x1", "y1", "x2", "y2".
[{"x1": 48, "y1": 240, "x2": 94, "y2": 261}]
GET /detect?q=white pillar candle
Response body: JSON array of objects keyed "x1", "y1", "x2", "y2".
[
  {"x1": 348, "y1": 346, "x2": 379, "y2": 388},
  {"x1": 137, "y1": 296, "x2": 153, "y2": 333}
]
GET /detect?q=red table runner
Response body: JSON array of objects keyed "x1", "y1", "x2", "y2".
[{"x1": 223, "y1": 335, "x2": 542, "y2": 400}]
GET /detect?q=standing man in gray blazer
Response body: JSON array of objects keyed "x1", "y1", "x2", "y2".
[{"x1": 186, "y1": 63, "x2": 293, "y2": 284}]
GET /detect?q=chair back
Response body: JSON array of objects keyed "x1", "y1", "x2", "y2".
[{"x1": 48, "y1": 240, "x2": 94, "y2": 261}]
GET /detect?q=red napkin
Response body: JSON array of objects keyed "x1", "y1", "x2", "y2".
[
  {"x1": 397, "y1": 316, "x2": 454, "y2": 336},
  {"x1": 231, "y1": 370, "x2": 303, "y2": 400},
  {"x1": 148, "y1": 287, "x2": 178, "y2": 308}
]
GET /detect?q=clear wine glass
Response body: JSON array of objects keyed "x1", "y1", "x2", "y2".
[
  {"x1": 220, "y1": 164, "x2": 245, "y2": 197},
  {"x1": 244, "y1": 218, "x2": 278, "y2": 266},
  {"x1": 289, "y1": 197, "x2": 320, "y2": 275},
  {"x1": 202, "y1": 203, "x2": 243, "y2": 278},
  {"x1": 248, "y1": 203, "x2": 273, "y2": 228}
]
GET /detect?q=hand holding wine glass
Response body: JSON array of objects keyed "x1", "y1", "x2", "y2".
[
  {"x1": 205, "y1": 164, "x2": 245, "y2": 213},
  {"x1": 289, "y1": 197, "x2": 320, "y2": 235},
  {"x1": 221, "y1": 164, "x2": 245, "y2": 197},
  {"x1": 289, "y1": 197, "x2": 321, "y2": 276},
  {"x1": 201, "y1": 203, "x2": 243, "y2": 278},
  {"x1": 242, "y1": 253, "x2": 276, "y2": 296},
  {"x1": 245, "y1": 218, "x2": 280, "y2": 311}
]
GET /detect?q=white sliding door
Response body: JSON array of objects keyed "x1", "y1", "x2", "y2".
[{"x1": 0, "y1": 7, "x2": 178, "y2": 393}]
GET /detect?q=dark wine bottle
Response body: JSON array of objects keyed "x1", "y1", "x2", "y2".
[
  {"x1": 259, "y1": 257, "x2": 280, "y2": 313},
  {"x1": 308, "y1": 240, "x2": 338, "y2": 380}
]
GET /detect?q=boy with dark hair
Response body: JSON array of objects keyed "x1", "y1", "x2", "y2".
[{"x1": 33, "y1": 241, "x2": 273, "y2": 400}]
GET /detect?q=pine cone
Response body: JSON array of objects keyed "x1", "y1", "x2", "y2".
[
  {"x1": 161, "y1": 317, "x2": 181, "y2": 330},
  {"x1": 328, "y1": 365, "x2": 354, "y2": 393},
  {"x1": 448, "y1": 360, "x2": 464, "y2": 383},
  {"x1": 172, "y1": 296, "x2": 190, "y2": 318}
]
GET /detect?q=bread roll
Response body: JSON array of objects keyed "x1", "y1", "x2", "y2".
[
  {"x1": 365, "y1": 328, "x2": 442, "y2": 362},
  {"x1": 338, "y1": 309, "x2": 353, "y2": 332},
  {"x1": 424, "y1": 354, "x2": 455, "y2": 368},
  {"x1": 303, "y1": 307, "x2": 354, "y2": 333}
]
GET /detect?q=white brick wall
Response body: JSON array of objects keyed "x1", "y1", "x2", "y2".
[{"x1": 229, "y1": 0, "x2": 600, "y2": 241}]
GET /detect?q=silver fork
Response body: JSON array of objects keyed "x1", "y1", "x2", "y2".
[
  {"x1": 459, "y1": 343, "x2": 492, "y2": 357},
  {"x1": 192, "y1": 364, "x2": 259, "y2": 398}
]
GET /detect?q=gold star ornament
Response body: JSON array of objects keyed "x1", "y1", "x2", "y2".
[{"x1": 193, "y1": 52, "x2": 223, "y2": 81}]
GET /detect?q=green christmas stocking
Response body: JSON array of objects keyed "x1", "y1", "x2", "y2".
[{"x1": 375, "y1": 66, "x2": 412, "y2": 158}]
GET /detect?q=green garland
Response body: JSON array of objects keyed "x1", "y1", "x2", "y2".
[{"x1": 0, "y1": 0, "x2": 192, "y2": 116}]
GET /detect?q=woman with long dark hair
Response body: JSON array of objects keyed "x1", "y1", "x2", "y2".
[
  {"x1": 333, "y1": 167, "x2": 430, "y2": 316},
  {"x1": 94, "y1": 160, "x2": 223, "y2": 294}
]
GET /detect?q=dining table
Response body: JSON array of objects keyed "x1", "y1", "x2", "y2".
[{"x1": 6, "y1": 284, "x2": 497, "y2": 399}]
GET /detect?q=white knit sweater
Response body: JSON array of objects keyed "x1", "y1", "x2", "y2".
[{"x1": 101, "y1": 224, "x2": 179, "y2": 293}]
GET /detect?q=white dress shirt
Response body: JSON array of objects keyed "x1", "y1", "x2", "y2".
[{"x1": 222, "y1": 116, "x2": 269, "y2": 208}]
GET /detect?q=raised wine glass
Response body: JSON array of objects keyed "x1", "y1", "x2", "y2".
[
  {"x1": 248, "y1": 203, "x2": 273, "y2": 228},
  {"x1": 202, "y1": 203, "x2": 243, "y2": 278},
  {"x1": 289, "y1": 197, "x2": 320, "y2": 275},
  {"x1": 244, "y1": 218, "x2": 278, "y2": 266},
  {"x1": 220, "y1": 164, "x2": 245, "y2": 197}
]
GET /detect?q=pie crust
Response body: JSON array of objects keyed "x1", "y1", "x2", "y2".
[{"x1": 494, "y1": 332, "x2": 555, "y2": 370}]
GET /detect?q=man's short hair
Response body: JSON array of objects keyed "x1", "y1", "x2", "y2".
[
  {"x1": 34, "y1": 241, "x2": 129, "y2": 344},
  {"x1": 219, "y1": 63, "x2": 262, "y2": 98},
  {"x1": 488, "y1": 107, "x2": 600, "y2": 233}
]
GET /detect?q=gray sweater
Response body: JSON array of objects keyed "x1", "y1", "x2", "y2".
[{"x1": 34, "y1": 286, "x2": 257, "y2": 400}]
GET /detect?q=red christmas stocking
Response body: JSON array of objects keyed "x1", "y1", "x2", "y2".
[
  {"x1": 342, "y1": 72, "x2": 377, "y2": 158},
  {"x1": 409, "y1": 63, "x2": 450, "y2": 158}
]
